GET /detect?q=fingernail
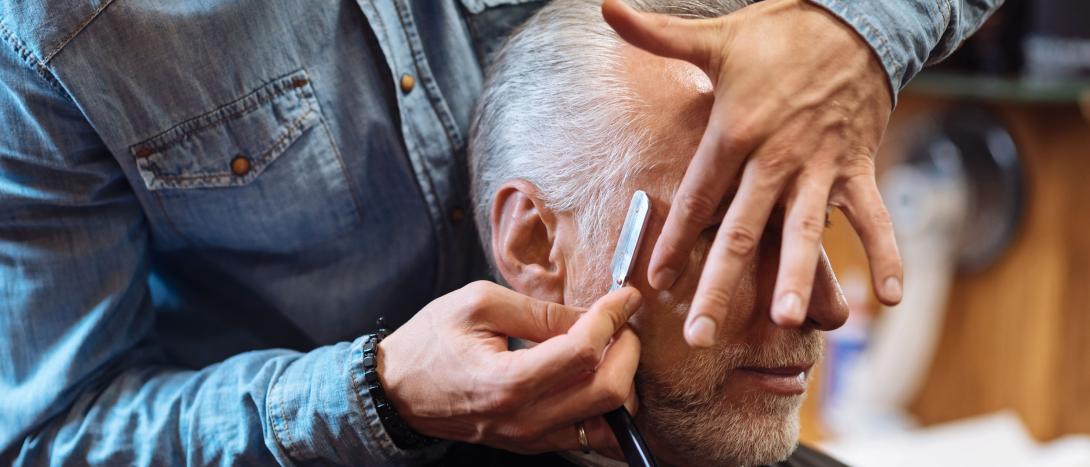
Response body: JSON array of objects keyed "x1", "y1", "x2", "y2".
[
  {"x1": 773, "y1": 293, "x2": 802, "y2": 325},
  {"x1": 686, "y1": 315, "x2": 717, "y2": 347},
  {"x1": 651, "y1": 267, "x2": 678, "y2": 290},
  {"x1": 883, "y1": 276, "x2": 903, "y2": 302},
  {"x1": 624, "y1": 289, "x2": 643, "y2": 313}
]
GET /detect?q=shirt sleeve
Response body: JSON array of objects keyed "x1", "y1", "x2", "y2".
[
  {"x1": 807, "y1": 0, "x2": 1005, "y2": 103},
  {"x1": 0, "y1": 25, "x2": 433, "y2": 467}
]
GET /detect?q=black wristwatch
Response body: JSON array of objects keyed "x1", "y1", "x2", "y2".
[{"x1": 360, "y1": 321, "x2": 440, "y2": 450}]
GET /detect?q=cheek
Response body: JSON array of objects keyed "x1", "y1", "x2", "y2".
[
  {"x1": 564, "y1": 243, "x2": 613, "y2": 308},
  {"x1": 667, "y1": 233, "x2": 763, "y2": 338},
  {"x1": 630, "y1": 235, "x2": 763, "y2": 370}
]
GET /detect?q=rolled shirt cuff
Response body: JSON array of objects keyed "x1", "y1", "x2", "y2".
[{"x1": 267, "y1": 335, "x2": 444, "y2": 465}]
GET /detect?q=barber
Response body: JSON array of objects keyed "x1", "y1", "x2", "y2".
[{"x1": 0, "y1": 0, "x2": 1000, "y2": 465}]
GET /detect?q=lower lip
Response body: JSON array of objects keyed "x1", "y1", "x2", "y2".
[{"x1": 733, "y1": 368, "x2": 809, "y2": 395}]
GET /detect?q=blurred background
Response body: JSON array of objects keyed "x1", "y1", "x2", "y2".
[{"x1": 798, "y1": 1, "x2": 1090, "y2": 465}]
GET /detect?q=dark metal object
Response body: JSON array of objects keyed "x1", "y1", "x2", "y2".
[{"x1": 604, "y1": 408, "x2": 658, "y2": 467}]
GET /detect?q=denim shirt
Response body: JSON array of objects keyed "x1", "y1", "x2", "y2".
[{"x1": 0, "y1": 1, "x2": 999, "y2": 465}]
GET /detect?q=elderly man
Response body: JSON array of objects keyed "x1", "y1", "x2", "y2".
[{"x1": 462, "y1": 0, "x2": 847, "y2": 465}]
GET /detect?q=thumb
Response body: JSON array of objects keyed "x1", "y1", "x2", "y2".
[
  {"x1": 484, "y1": 286, "x2": 587, "y2": 342},
  {"x1": 601, "y1": 0, "x2": 723, "y2": 69}
]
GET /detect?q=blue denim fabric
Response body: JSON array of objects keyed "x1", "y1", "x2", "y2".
[
  {"x1": 808, "y1": 0, "x2": 1004, "y2": 103},
  {"x1": 0, "y1": 0, "x2": 995, "y2": 465}
]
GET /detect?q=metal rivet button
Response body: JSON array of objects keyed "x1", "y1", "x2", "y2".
[
  {"x1": 230, "y1": 155, "x2": 251, "y2": 176},
  {"x1": 450, "y1": 207, "x2": 465, "y2": 223},
  {"x1": 400, "y1": 74, "x2": 415, "y2": 93}
]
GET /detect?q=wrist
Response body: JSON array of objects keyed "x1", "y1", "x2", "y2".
[
  {"x1": 803, "y1": 0, "x2": 901, "y2": 106},
  {"x1": 362, "y1": 330, "x2": 438, "y2": 450},
  {"x1": 804, "y1": 0, "x2": 893, "y2": 108}
]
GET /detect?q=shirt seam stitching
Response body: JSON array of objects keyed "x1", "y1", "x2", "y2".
[
  {"x1": 138, "y1": 105, "x2": 315, "y2": 186},
  {"x1": 317, "y1": 116, "x2": 366, "y2": 223},
  {"x1": 130, "y1": 70, "x2": 312, "y2": 155},
  {"x1": 393, "y1": 0, "x2": 465, "y2": 150},
  {"x1": 0, "y1": 19, "x2": 66, "y2": 94},
  {"x1": 41, "y1": 0, "x2": 117, "y2": 63},
  {"x1": 268, "y1": 363, "x2": 307, "y2": 462}
]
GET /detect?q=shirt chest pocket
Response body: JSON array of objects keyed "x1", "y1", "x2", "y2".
[{"x1": 129, "y1": 70, "x2": 362, "y2": 252}]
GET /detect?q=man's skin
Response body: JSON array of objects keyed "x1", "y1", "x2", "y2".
[
  {"x1": 483, "y1": 44, "x2": 848, "y2": 465},
  {"x1": 604, "y1": 0, "x2": 902, "y2": 346}
]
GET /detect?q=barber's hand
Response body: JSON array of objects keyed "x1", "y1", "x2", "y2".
[
  {"x1": 378, "y1": 281, "x2": 641, "y2": 457},
  {"x1": 602, "y1": 0, "x2": 903, "y2": 346}
]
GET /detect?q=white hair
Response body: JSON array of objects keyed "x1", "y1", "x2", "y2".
[{"x1": 469, "y1": 0, "x2": 750, "y2": 265}]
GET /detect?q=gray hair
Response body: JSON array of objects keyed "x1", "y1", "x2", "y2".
[{"x1": 469, "y1": 0, "x2": 750, "y2": 266}]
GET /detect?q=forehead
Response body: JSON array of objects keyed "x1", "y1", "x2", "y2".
[{"x1": 618, "y1": 44, "x2": 715, "y2": 198}]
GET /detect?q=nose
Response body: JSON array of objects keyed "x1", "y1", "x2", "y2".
[{"x1": 805, "y1": 247, "x2": 849, "y2": 331}]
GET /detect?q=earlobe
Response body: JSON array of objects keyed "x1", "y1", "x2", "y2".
[{"x1": 490, "y1": 180, "x2": 566, "y2": 304}]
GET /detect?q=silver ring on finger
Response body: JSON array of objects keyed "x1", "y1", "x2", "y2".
[{"x1": 576, "y1": 421, "x2": 591, "y2": 454}]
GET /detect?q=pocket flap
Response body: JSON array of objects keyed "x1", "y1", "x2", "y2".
[{"x1": 130, "y1": 69, "x2": 319, "y2": 191}]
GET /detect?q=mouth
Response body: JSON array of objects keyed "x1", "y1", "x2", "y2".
[{"x1": 732, "y1": 364, "x2": 814, "y2": 396}]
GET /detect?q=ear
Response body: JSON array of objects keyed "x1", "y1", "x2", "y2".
[{"x1": 490, "y1": 179, "x2": 566, "y2": 304}]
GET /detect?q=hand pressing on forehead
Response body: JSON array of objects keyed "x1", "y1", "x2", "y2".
[
  {"x1": 378, "y1": 281, "x2": 642, "y2": 459},
  {"x1": 602, "y1": 0, "x2": 903, "y2": 347}
]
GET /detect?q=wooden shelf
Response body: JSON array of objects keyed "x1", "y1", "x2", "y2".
[{"x1": 906, "y1": 71, "x2": 1090, "y2": 104}]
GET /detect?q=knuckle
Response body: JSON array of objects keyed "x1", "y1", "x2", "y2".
[
  {"x1": 524, "y1": 299, "x2": 551, "y2": 331},
  {"x1": 841, "y1": 152, "x2": 877, "y2": 177},
  {"x1": 541, "y1": 301, "x2": 568, "y2": 333},
  {"x1": 699, "y1": 287, "x2": 732, "y2": 312},
  {"x1": 868, "y1": 205, "x2": 894, "y2": 228},
  {"x1": 754, "y1": 154, "x2": 792, "y2": 174},
  {"x1": 464, "y1": 280, "x2": 493, "y2": 294},
  {"x1": 791, "y1": 213, "x2": 826, "y2": 243},
  {"x1": 598, "y1": 382, "x2": 629, "y2": 409},
  {"x1": 654, "y1": 242, "x2": 685, "y2": 268},
  {"x1": 720, "y1": 127, "x2": 756, "y2": 153},
  {"x1": 507, "y1": 424, "x2": 544, "y2": 446},
  {"x1": 677, "y1": 191, "x2": 719, "y2": 223},
  {"x1": 461, "y1": 281, "x2": 495, "y2": 315},
  {"x1": 572, "y1": 343, "x2": 600, "y2": 372},
  {"x1": 721, "y1": 225, "x2": 758, "y2": 257},
  {"x1": 485, "y1": 388, "x2": 522, "y2": 414}
]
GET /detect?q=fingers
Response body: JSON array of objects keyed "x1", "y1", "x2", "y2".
[
  {"x1": 601, "y1": 0, "x2": 722, "y2": 69},
  {"x1": 771, "y1": 172, "x2": 834, "y2": 327},
  {"x1": 481, "y1": 284, "x2": 587, "y2": 342},
  {"x1": 836, "y1": 176, "x2": 903, "y2": 305},
  {"x1": 532, "y1": 416, "x2": 621, "y2": 458},
  {"x1": 505, "y1": 287, "x2": 642, "y2": 391},
  {"x1": 648, "y1": 114, "x2": 756, "y2": 290},
  {"x1": 538, "y1": 325, "x2": 641, "y2": 424},
  {"x1": 487, "y1": 327, "x2": 640, "y2": 457},
  {"x1": 686, "y1": 163, "x2": 785, "y2": 347}
]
